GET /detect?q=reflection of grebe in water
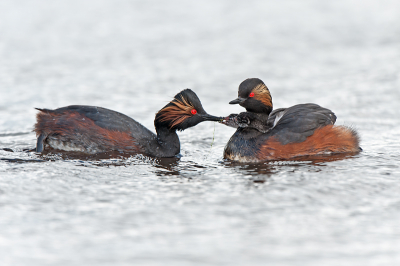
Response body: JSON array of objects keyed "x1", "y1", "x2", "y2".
[
  {"x1": 220, "y1": 78, "x2": 361, "y2": 162},
  {"x1": 34, "y1": 89, "x2": 222, "y2": 157}
]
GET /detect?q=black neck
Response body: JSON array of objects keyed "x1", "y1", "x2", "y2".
[
  {"x1": 149, "y1": 126, "x2": 180, "y2": 157},
  {"x1": 245, "y1": 105, "x2": 272, "y2": 115}
]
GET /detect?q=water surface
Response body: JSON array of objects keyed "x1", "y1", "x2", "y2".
[{"x1": 1, "y1": 0, "x2": 400, "y2": 265}]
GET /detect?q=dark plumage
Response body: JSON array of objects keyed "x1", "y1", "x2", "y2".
[
  {"x1": 221, "y1": 78, "x2": 360, "y2": 162},
  {"x1": 229, "y1": 78, "x2": 273, "y2": 114},
  {"x1": 266, "y1": 103, "x2": 336, "y2": 145},
  {"x1": 34, "y1": 89, "x2": 222, "y2": 157}
]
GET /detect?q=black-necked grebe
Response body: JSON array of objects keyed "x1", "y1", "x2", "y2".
[
  {"x1": 34, "y1": 89, "x2": 222, "y2": 157},
  {"x1": 221, "y1": 78, "x2": 361, "y2": 162}
]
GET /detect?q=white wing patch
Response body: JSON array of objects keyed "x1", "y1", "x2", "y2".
[{"x1": 272, "y1": 110, "x2": 286, "y2": 127}]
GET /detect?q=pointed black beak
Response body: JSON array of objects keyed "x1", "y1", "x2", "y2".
[
  {"x1": 229, "y1": 97, "x2": 245, "y2": 104},
  {"x1": 199, "y1": 113, "x2": 224, "y2": 122}
]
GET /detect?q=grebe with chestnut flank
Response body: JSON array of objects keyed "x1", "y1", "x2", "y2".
[
  {"x1": 34, "y1": 89, "x2": 223, "y2": 157},
  {"x1": 221, "y1": 78, "x2": 361, "y2": 162}
]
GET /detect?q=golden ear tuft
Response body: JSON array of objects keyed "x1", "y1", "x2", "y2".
[
  {"x1": 158, "y1": 97, "x2": 195, "y2": 128},
  {"x1": 253, "y1": 83, "x2": 272, "y2": 108}
]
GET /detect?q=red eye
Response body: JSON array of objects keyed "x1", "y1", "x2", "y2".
[
  {"x1": 191, "y1": 109, "x2": 197, "y2": 115},
  {"x1": 249, "y1": 92, "x2": 255, "y2": 97}
]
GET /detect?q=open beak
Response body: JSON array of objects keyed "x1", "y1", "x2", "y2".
[
  {"x1": 199, "y1": 113, "x2": 224, "y2": 122},
  {"x1": 219, "y1": 114, "x2": 238, "y2": 128},
  {"x1": 229, "y1": 97, "x2": 245, "y2": 104}
]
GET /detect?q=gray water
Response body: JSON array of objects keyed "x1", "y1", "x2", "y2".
[{"x1": 1, "y1": 0, "x2": 400, "y2": 265}]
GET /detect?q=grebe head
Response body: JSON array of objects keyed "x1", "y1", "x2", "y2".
[
  {"x1": 155, "y1": 89, "x2": 223, "y2": 131},
  {"x1": 229, "y1": 78, "x2": 273, "y2": 114}
]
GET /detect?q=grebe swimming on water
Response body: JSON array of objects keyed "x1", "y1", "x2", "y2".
[
  {"x1": 34, "y1": 89, "x2": 222, "y2": 157},
  {"x1": 221, "y1": 78, "x2": 361, "y2": 162}
]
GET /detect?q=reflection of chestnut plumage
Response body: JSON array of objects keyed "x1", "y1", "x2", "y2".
[
  {"x1": 34, "y1": 89, "x2": 222, "y2": 157},
  {"x1": 221, "y1": 78, "x2": 361, "y2": 162}
]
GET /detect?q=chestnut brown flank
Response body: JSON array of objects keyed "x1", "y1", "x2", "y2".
[
  {"x1": 257, "y1": 125, "x2": 360, "y2": 160},
  {"x1": 157, "y1": 98, "x2": 194, "y2": 128},
  {"x1": 35, "y1": 111, "x2": 140, "y2": 152}
]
